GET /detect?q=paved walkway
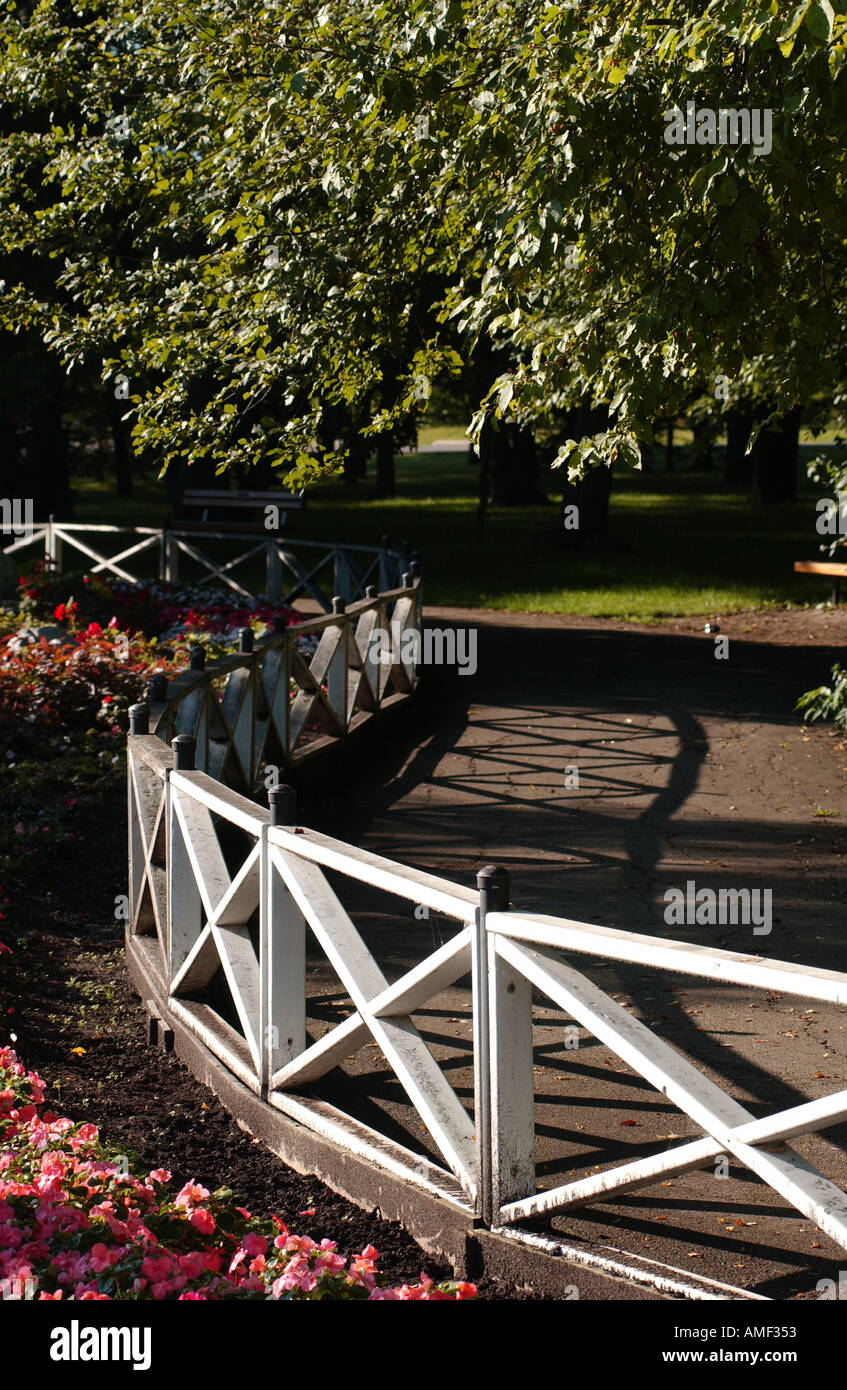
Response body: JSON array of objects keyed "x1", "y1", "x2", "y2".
[{"x1": 303, "y1": 606, "x2": 847, "y2": 1298}]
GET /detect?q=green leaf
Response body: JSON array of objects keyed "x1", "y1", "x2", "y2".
[
  {"x1": 710, "y1": 173, "x2": 737, "y2": 207},
  {"x1": 805, "y1": 1, "x2": 835, "y2": 41},
  {"x1": 497, "y1": 380, "x2": 514, "y2": 413}
]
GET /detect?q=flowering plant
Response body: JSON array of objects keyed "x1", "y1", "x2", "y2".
[
  {"x1": 16, "y1": 563, "x2": 302, "y2": 645},
  {"x1": 0, "y1": 1047, "x2": 476, "y2": 1301}
]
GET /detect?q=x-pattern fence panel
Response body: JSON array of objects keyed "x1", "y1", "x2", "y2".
[
  {"x1": 127, "y1": 735, "x2": 479, "y2": 1209},
  {"x1": 132, "y1": 579, "x2": 421, "y2": 791},
  {"x1": 3, "y1": 522, "x2": 410, "y2": 609},
  {"x1": 127, "y1": 737, "x2": 847, "y2": 1250},
  {"x1": 480, "y1": 907, "x2": 847, "y2": 1250}
]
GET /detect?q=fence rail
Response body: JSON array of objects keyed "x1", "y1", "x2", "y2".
[
  {"x1": 3, "y1": 520, "x2": 414, "y2": 609},
  {"x1": 126, "y1": 731, "x2": 847, "y2": 1248},
  {"x1": 131, "y1": 574, "x2": 422, "y2": 790}
]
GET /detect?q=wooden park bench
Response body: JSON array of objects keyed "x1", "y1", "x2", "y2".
[
  {"x1": 794, "y1": 559, "x2": 847, "y2": 605},
  {"x1": 181, "y1": 488, "x2": 305, "y2": 534},
  {"x1": 164, "y1": 488, "x2": 306, "y2": 594}
]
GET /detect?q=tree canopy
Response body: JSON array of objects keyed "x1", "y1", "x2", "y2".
[{"x1": 1, "y1": 0, "x2": 846, "y2": 487}]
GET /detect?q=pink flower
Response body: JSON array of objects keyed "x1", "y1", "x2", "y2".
[
  {"x1": 148, "y1": 1169, "x2": 171, "y2": 1185},
  {"x1": 229, "y1": 1231, "x2": 266, "y2": 1273},
  {"x1": 141, "y1": 1255, "x2": 173, "y2": 1283},
  {"x1": 271, "y1": 1256, "x2": 318, "y2": 1296},
  {"x1": 88, "y1": 1243, "x2": 121, "y2": 1274},
  {"x1": 189, "y1": 1208, "x2": 215, "y2": 1235},
  {"x1": 175, "y1": 1181, "x2": 210, "y2": 1208}
]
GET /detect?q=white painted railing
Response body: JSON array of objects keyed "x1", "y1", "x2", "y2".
[
  {"x1": 3, "y1": 521, "x2": 414, "y2": 608},
  {"x1": 480, "y1": 908, "x2": 847, "y2": 1247},
  {"x1": 131, "y1": 575, "x2": 422, "y2": 791},
  {"x1": 127, "y1": 733, "x2": 479, "y2": 1212},
  {"x1": 126, "y1": 727, "x2": 847, "y2": 1244}
]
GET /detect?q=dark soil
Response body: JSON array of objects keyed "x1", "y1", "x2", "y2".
[{"x1": 0, "y1": 790, "x2": 527, "y2": 1298}]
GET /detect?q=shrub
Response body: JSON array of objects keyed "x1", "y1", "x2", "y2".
[{"x1": 796, "y1": 663, "x2": 847, "y2": 731}]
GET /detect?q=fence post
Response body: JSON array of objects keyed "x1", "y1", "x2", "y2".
[
  {"x1": 266, "y1": 538, "x2": 282, "y2": 601},
  {"x1": 128, "y1": 701, "x2": 149, "y2": 735},
  {"x1": 328, "y1": 596, "x2": 348, "y2": 734},
  {"x1": 172, "y1": 734, "x2": 195, "y2": 771},
  {"x1": 333, "y1": 544, "x2": 354, "y2": 604},
  {"x1": 127, "y1": 705, "x2": 149, "y2": 935},
  {"x1": 474, "y1": 865, "x2": 508, "y2": 1226},
  {"x1": 166, "y1": 531, "x2": 179, "y2": 583},
  {"x1": 379, "y1": 534, "x2": 393, "y2": 591},
  {"x1": 263, "y1": 786, "x2": 306, "y2": 1096},
  {"x1": 46, "y1": 515, "x2": 62, "y2": 574},
  {"x1": 486, "y1": 875, "x2": 535, "y2": 1219},
  {"x1": 167, "y1": 735, "x2": 200, "y2": 988}
]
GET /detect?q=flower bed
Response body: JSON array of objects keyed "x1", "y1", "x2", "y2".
[
  {"x1": 0, "y1": 1045, "x2": 475, "y2": 1301},
  {"x1": 0, "y1": 571, "x2": 452, "y2": 1303},
  {"x1": 0, "y1": 571, "x2": 316, "y2": 885},
  {"x1": 17, "y1": 562, "x2": 303, "y2": 645}
]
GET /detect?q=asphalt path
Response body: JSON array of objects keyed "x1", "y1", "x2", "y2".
[{"x1": 299, "y1": 605, "x2": 847, "y2": 1299}]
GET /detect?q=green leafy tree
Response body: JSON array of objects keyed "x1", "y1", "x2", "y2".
[{"x1": 2, "y1": 0, "x2": 846, "y2": 500}]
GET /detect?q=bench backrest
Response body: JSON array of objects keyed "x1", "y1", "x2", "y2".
[{"x1": 182, "y1": 489, "x2": 305, "y2": 510}]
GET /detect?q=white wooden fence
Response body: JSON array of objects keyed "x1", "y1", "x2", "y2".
[
  {"x1": 132, "y1": 575, "x2": 422, "y2": 790},
  {"x1": 2, "y1": 520, "x2": 413, "y2": 608},
  {"x1": 126, "y1": 730, "x2": 847, "y2": 1244}
]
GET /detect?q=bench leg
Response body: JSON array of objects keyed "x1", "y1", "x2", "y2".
[{"x1": 833, "y1": 578, "x2": 841, "y2": 606}]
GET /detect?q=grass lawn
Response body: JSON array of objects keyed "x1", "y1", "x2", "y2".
[{"x1": 59, "y1": 443, "x2": 840, "y2": 621}]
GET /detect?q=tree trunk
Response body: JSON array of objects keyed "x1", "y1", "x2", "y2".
[
  {"x1": 488, "y1": 421, "x2": 546, "y2": 504},
  {"x1": 0, "y1": 414, "x2": 19, "y2": 498},
  {"x1": 752, "y1": 405, "x2": 801, "y2": 504},
  {"x1": 476, "y1": 437, "x2": 490, "y2": 542},
  {"x1": 374, "y1": 431, "x2": 395, "y2": 497},
  {"x1": 560, "y1": 464, "x2": 613, "y2": 542},
  {"x1": 724, "y1": 400, "x2": 753, "y2": 484},
  {"x1": 666, "y1": 418, "x2": 675, "y2": 472},
  {"x1": 107, "y1": 388, "x2": 133, "y2": 496},
  {"x1": 345, "y1": 412, "x2": 369, "y2": 484},
  {"x1": 691, "y1": 420, "x2": 714, "y2": 470},
  {"x1": 486, "y1": 419, "x2": 512, "y2": 504},
  {"x1": 24, "y1": 363, "x2": 72, "y2": 518}
]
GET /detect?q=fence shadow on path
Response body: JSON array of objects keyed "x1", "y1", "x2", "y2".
[{"x1": 298, "y1": 617, "x2": 847, "y2": 1282}]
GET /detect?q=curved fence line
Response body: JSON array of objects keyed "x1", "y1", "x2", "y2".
[
  {"x1": 131, "y1": 573, "x2": 422, "y2": 791},
  {"x1": 3, "y1": 522, "x2": 417, "y2": 609},
  {"x1": 125, "y1": 729, "x2": 847, "y2": 1252},
  {"x1": 122, "y1": 553, "x2": 847, "y2": 1276}
]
